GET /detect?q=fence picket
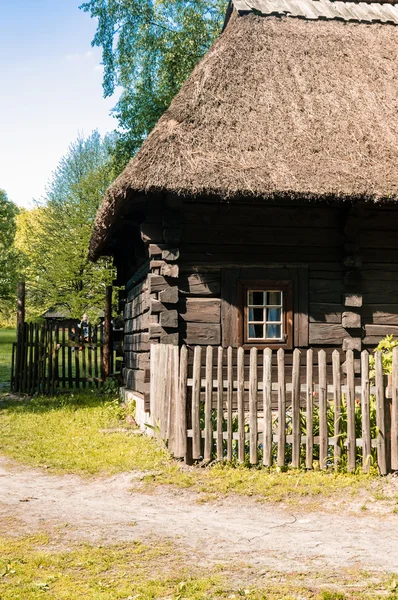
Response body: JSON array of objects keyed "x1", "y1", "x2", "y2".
[
  {"x1": 216, "y1": 347, "x2": 224, "y2": 461},
  {"x1": 346, "y1": 349, "x2": 356, "y2": 473},
  {"x1": 392, "y1": 347, "x2": 398, "y2": 471},
  {"x1": 263, "y1": 348, "x2": 272, "y2": 467},
  {"x1": 277, "y1": 348, "x2": 286, "y2": 467},
  {"x1": 375, "y1": 351, "x2": 387, "y2": 475},
  {"x1": 332, "y1": 350, "x2": 341, "y2": 469},
  {"x1": 192, "y1": 346, "x2": 202, "y2": 461},
  {"x1": 292, "y1": 348, "x2": 301, "y2": 469},
  {"x1": 237, "y1": 347, "x2": 245, "y2": 463},
  {"x1": 319, "y1": 349, "x2": 327, "y2": 470},
  {"x1": 306, "y1": 349, "x2": 314, "y2": 470},
  {"x1": 226, "y1": 346, "x2": 233, "y2": 462},
  {"x1": 361, "y1": 350, "x2": 371, "y2": 473},
  {"x1": 204, "y1": 346, "x2": 213, "y2": 462},
  {"x1": 176, "y1": 345, "x2": 188, "y2": 460},
  {"x1": 249, "y1": 347, "x2": 258, "y2": 465}
]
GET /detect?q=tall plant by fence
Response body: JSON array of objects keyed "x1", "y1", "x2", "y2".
[
  {"x1": 12, "y1": 322, "x2": 111, "y2": 394},
  {"x1": 150, "y1": 344, "x2": 398, "y2": 474}
]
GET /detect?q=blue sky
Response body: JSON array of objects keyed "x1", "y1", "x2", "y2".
[{"x1": 0, "y1": 0, "x2": 119, "y2": 208}]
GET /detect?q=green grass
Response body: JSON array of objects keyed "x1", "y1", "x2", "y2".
[
  {"x1": 0, "y1": 328, "x2": 15, "y2": 387},
  {"x1": 0, "y1": 532, "x2": 397, "y2": 599},
  {"x1": 0, "y1": 392, "x2": 171, "y2": 475}
]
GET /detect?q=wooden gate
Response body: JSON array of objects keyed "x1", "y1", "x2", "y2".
[{"x1": 11, "y1": 322, "x2": 113, "y2": 394}]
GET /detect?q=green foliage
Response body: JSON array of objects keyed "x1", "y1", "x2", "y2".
[
  {"x1": 369, "y1": 334, "x2": 398, "y2": 379},
  {"x1": 0, "y1": 190, "x2": 21, "y2": 324},
  {"x1": 15, "y1": 132, "x2": 117, "y2": 320},
  {"x1": 80, "y1": 0, "x2": 225, "y2": 166}
]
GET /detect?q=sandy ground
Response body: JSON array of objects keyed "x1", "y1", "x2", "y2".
[{"x1": 0, "y1": 455, "x2": 397, "y2": 577}]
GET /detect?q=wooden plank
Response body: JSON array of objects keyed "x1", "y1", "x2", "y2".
[
  {"x1": 277, "y1": 348, "x2": 286, "y2": 467},
  {"x1": 41, "y1": 324, "x2": 47, "y2": 394},
  {"x1": 249, "y1": 347, "x2": 258, "y2": 465},
  {"x1": 179, "y1": 298, "x2": 221, "y2": 324},
  {"x1": 75, "y1": 324, "x2": 80, "y2": 389},
  {"x1": 392, "y1": 347, "x2": 398, "y2": 472},
  {"x1": 291, "y1": 349, "x2": 301, "y2": 469},
  {"x1": 237, "y1": 347, "x2": 245, "y2": 463},
  {"x1": 332, "y1": 349, "x2": 341, "y2": 469},
  {"x1": 28, "y1": 323, "x2": 33, "y2": 394},
  {"x1": 176, "y1": 345, "x2": 188, "y2": 460},
  {"x1": 94, "y1": 326, "x2": 99, "y2": 388},
  {"x1": 361, "y1": 350, "x2": 371, "y2": 474},
  {"x1": 68, "y1": 326, "x2": 73, "y2": 388},
  {"x1": 204, "y1": 346, "x2": 213, "y2": 462},
  {"x1": 179, "y1": 272, "x2": 220, "y2": 297},
  {"x1": 192, "y1": 346, "x2": 202, "y2": 460},
  {"x1": 375, "y1": 351, "x2": 387, "y2": 475},
  {"x1": 61, "y1": 326, "x2": 66, "y2": 389},
  {"x1": 82, "y1": 327, "x2": 87, "y2": 389},
  {"x1": 306, "y1": 349, "x2": 314, "y2": 470},
  {"x1": 52, "y1": 323, "x2": 59, "y2": 394},
  {"x1": 182, "y1": 323, "x2": 221, "y2": 346},
  {"x1": 46, "y1": 324, "x2": 53, "y2": 395},
  {"x1": 87, "y1": 325, "x2": 93, "y2": 386},
  {"x1": 346, "y1": 349, "x2": 356, "y2": 473},
  {"x1": 227, "y1": 346, "x2": 233, "y2": 462},
  {"x1": 216, "y1": 347, "x2": 224, "y2": 461},
  {"x1": 309, "y1": 323, "x2": 347, "y2": 345},
  {"x1": 263, "y1": 348, "x2": 272, "y2": 467},
  {"x1": 318, "y1": 350, "x2": 327, "y2": 470}
]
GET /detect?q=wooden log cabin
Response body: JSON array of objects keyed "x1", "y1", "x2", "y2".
[{"x1": 89, "y1": 0, "x2": 398, "y2": 420}]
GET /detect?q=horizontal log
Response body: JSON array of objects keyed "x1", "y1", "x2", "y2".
[
  {"x1": 182, "y1": 225, "x2": 342, "y2": 247},
  {"x1": 159, "y1": 310, "x2": 179, "y2": 328},
  {"x1": 125, "y1": 352, "x2": 150, "y2": 370},
  {"x1": 159, "y1": 286, "x2": 179, "y2": 304},
  {"x1": 342, "y1": 311, "x2": 361, "y2": 329},
  {"x1": 179, "y1": 272, "x2": 220, "y2": 296},
  {"x1": 362, "y1": 306, "x2": 398, "y2": 325},
  {"x1": 183, "y1": 204, "x2": 340, "y2": 228},
  {"x1": 124, "y1": 333, "x2": 150, "y2": 352},
  {"x1": 178, "y1": 298, "x2": 221, "y2": 324},
  {"x1": 148, "y1": 275, "x2": 168, "y2": 293},
  {"x1": 180, "y1": 323, "x2": 221, "y2": 345},
  {"x1": 309, "y1": 323, "x2": 347, "y2": 345},
  {"x1": 309, "y1": 303, "x2": 342, "y2": 324}
]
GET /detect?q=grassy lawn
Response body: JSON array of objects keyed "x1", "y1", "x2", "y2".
[
  {"x1": 0, "y1": 392, "x2": 395, "y2": 510},
  {"x1": 0, "y1": 530, "x2": 397, "y2": 599},
  {"x1": 0, "y1": 328, "x2": 15, "y2": 388}
]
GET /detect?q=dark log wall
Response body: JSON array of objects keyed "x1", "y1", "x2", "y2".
[
  {"x1": 123, "y1": 267, "x2": 150, "y2": 401},
  {"x1": 177, "y1": 200, "x2": 398, "y2": 381},
  {"x1": 121, "y1": 197, "x2": 398, "y2": 404},
  {"x1": 179, "y1": 201, "x2": 347, "y2": 349}
]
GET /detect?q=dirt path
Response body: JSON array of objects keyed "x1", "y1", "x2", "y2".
[{"x1": 0, "y1": 455, "x2": 397, "y2": 575}]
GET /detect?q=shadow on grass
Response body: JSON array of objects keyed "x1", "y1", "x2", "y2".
[{"x1": 0, "y1": 390, "x2": 116, "y2": 415}]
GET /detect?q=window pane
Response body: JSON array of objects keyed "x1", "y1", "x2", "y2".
[
  {"x1": 249, "y1": 307, "x2": 264, "y2": 322},
  {"x1": 267, "y1": 307, "x2": 281, "y2": 322},
  {"x1": 266, "y1": 324, "x2": 282, "y2": 339},
  {"x1": 248, "y1": 291, "x2": 264, "y2": 306},
  {"x1": 267, "y1": 291, "x2": 282, "y2": 306},
  {"x1": 248, "y1": 324, "x2": 264, "y2": 339}
]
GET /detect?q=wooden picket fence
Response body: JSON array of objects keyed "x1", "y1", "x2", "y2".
[
  {"x1": 150, "y1": 344, "x2": 398, "y2": 474},
  {"x1": 11, "y1": 322, "x2": 112, "y2": 394}
]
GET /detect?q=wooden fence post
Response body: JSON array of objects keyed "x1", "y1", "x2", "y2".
[
  {"x1": 375, "y1": 351, "x2": 387, "y2": 475},
  {"x1": 361, "y1": 350, "x2": 371, "y2": 473},
  {"x1": 102, "y1": 285, "x2": 112, "y2": 381},
  {"x1": 392, "y1": 347, "x2": 398, "y2": 472}
]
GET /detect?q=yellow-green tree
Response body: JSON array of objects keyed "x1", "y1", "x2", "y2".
[
  {"x1": 0, "y1": 190, "x2": 21, "y2": 325},
  {"x1": 15, "y1": 132, "x2": 117, "y2": 320}
]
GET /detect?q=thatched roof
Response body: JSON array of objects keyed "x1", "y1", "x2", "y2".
[{"x1": 90, "y1": 1, "x2": 398, "y2": 259}]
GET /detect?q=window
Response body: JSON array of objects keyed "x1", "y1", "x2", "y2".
[
  {"x1": 221, "y1": 267, "x2": 307, "y2": 349},
  {"x1": 242, "y1": 281, "x2": 293, "y2": 348}
]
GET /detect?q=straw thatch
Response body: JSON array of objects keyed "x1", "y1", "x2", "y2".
[{"x1": 90, "y1": 12, "x2": 398, "y2": 259}]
